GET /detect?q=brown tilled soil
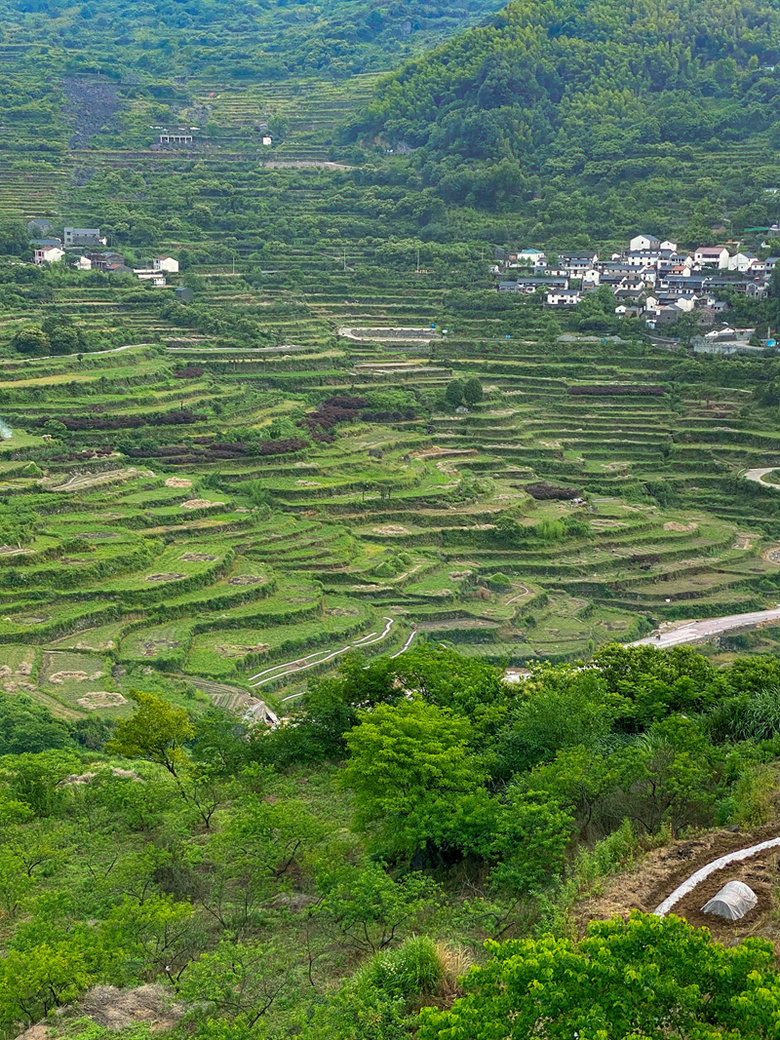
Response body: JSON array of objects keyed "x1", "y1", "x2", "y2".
[{"x1": 577, "y1": 826, "x2": 780, "y2": 943}]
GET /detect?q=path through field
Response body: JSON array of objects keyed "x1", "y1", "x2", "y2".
[{"x1": 248, "y1": 616, "x2": 398, "y2": 694}]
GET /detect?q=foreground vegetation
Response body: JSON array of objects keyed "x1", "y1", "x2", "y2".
[{"x1": 3, "y1": 642, "x2": 780, "y2": 1040}]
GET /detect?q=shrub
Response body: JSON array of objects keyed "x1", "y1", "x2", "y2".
[{"x1": 356, "y1": 936, "x2": 444, "y2": 1000}]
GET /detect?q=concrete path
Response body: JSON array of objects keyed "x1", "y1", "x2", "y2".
[
  {"x1": 633, "y1": 606, "x2": 780, "y2": 648},
  {"x1": 247, "y1": 617, "x2": 397, "y2": 695},
  {"x1": 744, "y1": 467, "x2": 780, "y2": 487}
]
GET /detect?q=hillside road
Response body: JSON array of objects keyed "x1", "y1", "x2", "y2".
[
  {"x1": 744, "y1": 467, "x2": 780, "y2": 486},
  {"x1": 632, "y1": 606, "x2": 780, "y2": 648}
]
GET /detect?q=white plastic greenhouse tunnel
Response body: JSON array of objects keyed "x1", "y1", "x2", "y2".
[{"x1": 701, "y1": 880, "x2": 758, "y2": 921}]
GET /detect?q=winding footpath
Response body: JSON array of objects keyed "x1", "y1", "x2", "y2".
[{"x1": 247, "y1": 617, "x2": 404, "y2": 698}]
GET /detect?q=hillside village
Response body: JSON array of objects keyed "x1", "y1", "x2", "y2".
[
  {"x1": 496, "y1": 232, "x2": 779, "y2": 340},
  {"x1": 29, "y1": 223, "x2": 181, "y2": 288}
]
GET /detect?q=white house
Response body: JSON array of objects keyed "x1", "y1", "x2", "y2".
[
  {"x1": 625, "y1": 251, "x2": 660, "y2": 268},
  {"x1": 726, "y1": 252, "x2": 757, "y2": 273},
  {"x1": 261, "y1": 135, "x2": 273, "y2": 146},
  {"x1": 582, "y1": 268, "x2": 600, "y2": 287},
  {"x1": 153, "y1": 256, "x2": 179, "y2": 274},
  {"x1": 545, "y1": 290, "x2": 581, "y2": 307},
  {"x1": 558, "y1": 252, "x2": 598, "y2": 276},
  {"x1": 136, "y1": 272, "x2": 167, "y2": 287},
  {"x1": 33, "y1": 245, "x2": 64, "y2": 264},
  {"x1": 629, "y1": 234, "x2": 660, "y2": 252},
  {"x1": 660, "y1": 240, "x2": 678, "y2": 253},
  {"x1": 694, "y1": 246, "x2": 730, "y2": 269},
  {"x1": 75, "y1": 256, "x2": 92, "y2": 271},
  {"x1": 639, "y1": 268, "x2": 657, "y2": 287},
  {"x1": 672, "y1": 295, "x2": 697, "y2": 313},
  {"x1": 517, "y1": 247, "x2": 546, "y2": 267}
]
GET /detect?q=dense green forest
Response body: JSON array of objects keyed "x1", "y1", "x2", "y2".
[
  {"x1": 350, "y1": 0, "x2": 780, "y2": 237},
  {"x1": 5, "y1": 644, "x2": 780, "y2": 1040},
  {"x1": 0, "y1": 0, "x2": 505, "y2": 78}
]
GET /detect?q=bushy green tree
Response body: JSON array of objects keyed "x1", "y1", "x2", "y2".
[
  {"x1": 341, "y1": 700, "x2": 494, "y2": 861},
  {"x1": 418, "y1": 912, "x2": 777, "y2": 1040}
]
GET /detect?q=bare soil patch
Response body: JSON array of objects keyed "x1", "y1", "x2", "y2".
[
  {"x1": 146, "y1": 572, "x2": 185, "y2": 582},
  {"x1": 180, "y1": 552, "x2": 217, "y2": 562},
  {"x1": 63, "y1": 76, "x2": 120, "y2": 147},
  {"x1": 664, "y1": 521, "x2": 698, "y2": 532},
  {"x1": 48, "y1": 670, "x2": 103, "y2": 684},
  {"x1": 77, "y1": 692, "x2": 127, "y2": 709},
  {"x1": 165, "y1": 477, "x2": 192, "y2": 488},
  {"x1": 215, "y1": 643, "x2": 270, "y2": 658},
  {"x1": 77, "y1": 983, "x2": 184, "y2": 1031},
  {"x1": 11, "y1": 614, "x2": 50, "y2": 625},
  {"x1": 140, "y1": 640, "x2": 181, "y2": 656},
  {"x1": 227, "y1": 575, "x2": 264, "y2": 586},
  {"x1": 575, "y1": 826, "x2": 780, "y2": 940},
  {"x1": 373, "y1": 524, "x2": 410, "y2": 536},
  {"x1": 181, "y1": 499, "x2": 223, "y2": 510}
]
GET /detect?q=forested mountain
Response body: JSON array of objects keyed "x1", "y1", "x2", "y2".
[
  {"x1": 351, "y1": 0, "x2": 780, "y2": 233},
  {"x1": 0, "y1": 0, "x2": 505, "y2": 77}
]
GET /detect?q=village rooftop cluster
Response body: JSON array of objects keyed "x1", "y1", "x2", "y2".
[
  {"x1": 27, "y1": 221, "x2": 182, "y2": 290},
  {"x1": 496, "y1": 232, "x2": 777, "y2": 328}
]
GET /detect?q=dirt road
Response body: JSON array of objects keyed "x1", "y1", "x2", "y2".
[{"x1": 632, "y1": 606, "x2": 780, "y2": 648}]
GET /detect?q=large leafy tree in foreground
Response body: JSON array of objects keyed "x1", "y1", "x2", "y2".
[{"x1": 418, "y1": 911, "x2": 780, "y2": 1039}]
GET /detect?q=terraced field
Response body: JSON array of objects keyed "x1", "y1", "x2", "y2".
[{"x1": 1, "y1": 326, "x2": 779, "y2": 721}]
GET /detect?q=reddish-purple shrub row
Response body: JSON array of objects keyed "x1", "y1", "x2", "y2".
[
  {"x1": 123, "y1": 437, "x2": 307, "y2": 463},
  {"x1": 48, "y1": 447, "x2": 115, "y2": 462},
  {"x1": 35, "y1": 409, "x2": 203, "y2": 431},
  {"x1": 173, "y1": 366, "x2": 205, "y2": 379},
  {"x1": 360, "y1": 408, "x2": 416, "y2": 423},
  {"x1": 525, "y1": 481, "x2": 583, "y2": 500},
  {"x1": 298, "y1": 395, "x2": 370, "y2": 434}
]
